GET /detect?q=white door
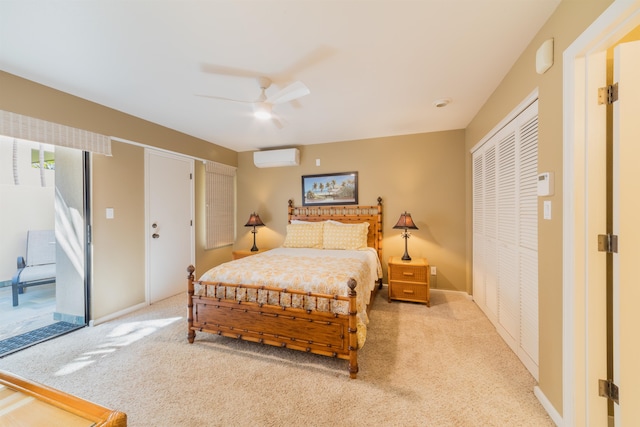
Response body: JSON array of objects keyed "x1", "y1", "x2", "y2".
[
  {"x1": 564, "y1": 4, "x2": 640, "y2": 424},
  {"x1": 146, "y1": 149, "x2": 193, "y2": 303},
  {"x1": 612, "y1": 40, "x2": 640, "y2": 426}
]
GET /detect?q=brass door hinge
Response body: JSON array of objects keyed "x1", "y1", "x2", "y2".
[
  {"x1": 599, "y1": 379, "x2": 619, "y2": 404},
  {"x1": 598, "y1": 83, "x2": 619, "y2": 105},
  {"x1": 597, "y1": 234, "x2": 618, "y2": 253}
]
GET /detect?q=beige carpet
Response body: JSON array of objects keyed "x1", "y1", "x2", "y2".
[{"x1": 0, "y1": 288, "x2": 554, "y2": 426}]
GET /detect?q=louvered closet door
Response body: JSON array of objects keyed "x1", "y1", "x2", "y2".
[
  {"x1": 518, "y1": 110, "x2": 539, "y2": 374},
  {"x1": 497, "y1": 130, "x2": 520, "y2": 348},
  {"x1": 484, "y1": 145, "x2": 498, "y2": 319},
  {"x1": 471, "y1": 98, "x2": 539, "y2": 379},
  {"x1": 473, "y1": 145, "x2": 499, "y2": 323},
  {"x1": 472, "y1": 153, "x2": 486, "y2": 309}
]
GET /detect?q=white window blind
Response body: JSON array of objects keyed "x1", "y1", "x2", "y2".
[
  {"x1": 0, "y1": 110, "x2": 111, "y2": 155},
  {"x1": 205, "y1": 161, "x2": 236, "y2": 249}
]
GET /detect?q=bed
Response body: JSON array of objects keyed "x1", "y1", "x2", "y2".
[{"x1": 187, "y1": 197, "x2": 383, "y2": 378}]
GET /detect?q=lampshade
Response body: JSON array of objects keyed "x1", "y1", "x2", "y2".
[
  {"x1": 245, "y1": 213, "x2": 265, "y2": 227},
  {"x1": 393, "y1": 212, "x2": 418, "y2": 230}
]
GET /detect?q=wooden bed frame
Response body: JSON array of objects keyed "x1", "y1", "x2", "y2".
[{"x1": 187, "y1": 197, "x2": 382, "y2": 378}]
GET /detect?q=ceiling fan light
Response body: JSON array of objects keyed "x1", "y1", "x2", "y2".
[
  {"x1": 253, "y1": 102, "x2": 272, "y2": 120},
  {"x1": 254, "y1": 111, "x2": 272, "y2": 120}
]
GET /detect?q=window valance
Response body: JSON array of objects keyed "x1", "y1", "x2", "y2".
[{"x1": 0, "y1": 110, "x2": 111, "y2": 155}]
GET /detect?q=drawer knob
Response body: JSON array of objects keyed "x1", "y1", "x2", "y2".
[
  {"x1": 402, "y1": 272, "x2": 414, "y2": 277},
  {"x1": 403, "y1": 290, "x2": 415, "y2": 294}
]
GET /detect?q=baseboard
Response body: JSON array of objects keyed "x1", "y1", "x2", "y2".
[
  {"x1": 430, "y1": 288, "x2": 473, "y2": 300},
  {"x1": 383, "y1": 284, "x2": 473, "y2": 300},
  {"x1": 534, "y1": 386, "x2": 562, "y2": 426},
  {"x1": 89, "y1": 302, "x2": 147, "y2": 327}
]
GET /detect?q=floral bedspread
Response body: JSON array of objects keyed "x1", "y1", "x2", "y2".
[{"x1": 196, "y1": 247, "x2": 382, "y2": 347}]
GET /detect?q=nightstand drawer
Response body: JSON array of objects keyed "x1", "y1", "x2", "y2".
[
  {"x1": 389, "y1": 281, "x2": 428, "y2": 302},
  {"x1": 389, "y1": 265, "x2": 427, "y2": 283}
]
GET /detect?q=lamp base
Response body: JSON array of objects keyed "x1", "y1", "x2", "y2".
[
  {"x1": 250, "y1": 229, "x2": 259, "y2": 251},
  {"x1": 401, "y1": 234, "x2": 411, "y2": 261}
]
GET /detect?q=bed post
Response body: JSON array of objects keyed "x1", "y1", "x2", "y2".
[
  {"x1": 347, "y1": 278, "x2": 358, "y2": 379},
  {"x1": 377, "y1": 196, "x2": 383, "y2": 288},
  {"x1": 287, "y1": 199, "x2": 294, "y2": 223},
  {"x1": 187, "y1": 265, "x2": 195, "y2": 344}
]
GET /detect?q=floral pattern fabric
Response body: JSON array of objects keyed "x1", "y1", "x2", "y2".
[{"x1": 196, "y1": 247, "x2": 382, "y2": 347}]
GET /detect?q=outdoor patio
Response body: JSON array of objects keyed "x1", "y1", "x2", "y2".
[{"x1": 0, "y1": 283, "x2": 56, "y2": 341}]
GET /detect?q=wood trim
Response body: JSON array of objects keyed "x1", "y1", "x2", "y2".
[
  {"x1": 287, "y1": 196, "x2": 383, "y2": 262},
  {"x1": 0, "y1": 370, "x2": 126, "y2": 426}
]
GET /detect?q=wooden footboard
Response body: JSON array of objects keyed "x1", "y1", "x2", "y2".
[{"x1": 187, "y1": 265, "x2": 360, "y2": 378}]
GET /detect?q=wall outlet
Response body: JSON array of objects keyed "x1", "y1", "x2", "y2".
[{"x1": 430, "y1": 266, "x2": 437, "y2": 275}]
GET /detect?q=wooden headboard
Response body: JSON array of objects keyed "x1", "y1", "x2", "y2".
[{"x1": 287, "y1": 197, "x2": 383, "y2": 260}]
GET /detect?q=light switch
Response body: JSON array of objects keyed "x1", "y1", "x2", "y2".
[
  {"x1": 543, "y1": 201, "x2": 551, "y2": 220},
  {"x1": 316, "y1": 158, "x2": 321, "y2": 166},
  {"x1": 106, "y1": 208, "x2": 114, "y2": 219}
]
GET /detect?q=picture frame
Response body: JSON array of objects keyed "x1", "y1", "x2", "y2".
[{"x1": 302, "y1": 171, "x2": 358, "y2": 206}]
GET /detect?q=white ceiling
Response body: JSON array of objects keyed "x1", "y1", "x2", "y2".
[{"x1": 0, "y1": 1, "x2": 560, "y2": 153}]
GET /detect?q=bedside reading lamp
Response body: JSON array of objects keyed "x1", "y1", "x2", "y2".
[
  {"x1": 244, "y1": 212, "x2": 265, "y2": 251},
  {"x1": 393, "y1": 211, "x2": 418, "y2": 261}
]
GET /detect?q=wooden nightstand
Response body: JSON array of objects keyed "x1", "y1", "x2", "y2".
[
  {"x1": 387, "y1": 256, "x2": 430, "y2": 306},
  {"x1": 232, "y1": 249, "x2": 268, "y2": 260}
]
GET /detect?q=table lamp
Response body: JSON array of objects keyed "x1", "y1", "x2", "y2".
[
  {"x1": 393, "y1": 211, "x2": 418, "y2": 261},
  {"x1": 244, "y1": 212, "x2": 265, "y2": 251}
]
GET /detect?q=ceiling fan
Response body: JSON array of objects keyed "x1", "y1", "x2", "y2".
[{"x1": 197, "y1": 77, "x2": 310, "y2": 128}]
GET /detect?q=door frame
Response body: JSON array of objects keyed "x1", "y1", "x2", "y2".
[
  {"x1": 144, "y1": 148, "x2": 195, "y2": 304},
  {"x1": 563, "y1": 1, "x2": 640, "y2": 425}
]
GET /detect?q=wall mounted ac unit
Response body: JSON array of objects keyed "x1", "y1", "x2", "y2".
[{"x1": 253, "y1": 148, "x2": 300, "y2": 168}]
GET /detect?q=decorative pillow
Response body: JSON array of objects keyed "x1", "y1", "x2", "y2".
[
  {"x1": 322, "y1": 221, "x2": 369, "y2": 250},
  {"x1": 282, "y1": 222, "x2": 324, "y2": 248}
]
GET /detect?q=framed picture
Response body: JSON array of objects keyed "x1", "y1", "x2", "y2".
[{"x1": 302, "y1": 171, "x2": 358, "y2": 206}]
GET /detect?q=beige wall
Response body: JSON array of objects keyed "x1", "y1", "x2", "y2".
[
  {"x1": 464, "y1": 0, "x2": 614, "y2": 415},
  {"x1": 0, "y1": 71, "x2": 238, "y2": 321},
  {"x1": 0, "y1": 0, "x2": 625, "y2": 417},
  {"x1": 236, "y1": 130, "x2": 467, "y2": 290}
]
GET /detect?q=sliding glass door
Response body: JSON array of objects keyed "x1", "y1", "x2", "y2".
[{"x1": 0, "y1": 136, "x2": 88, "y2": 355}]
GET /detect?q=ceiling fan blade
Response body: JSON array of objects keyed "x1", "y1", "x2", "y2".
[
  {"x1": 266, "y1": 81, "x2": 310, "y2": 105},
  {"x1": 195, "y1": 94, "x2": 252, "y2": 104},
  {"x1": 200, "y1": 63, "x2": 260, "y2": 79},
  {"x1": 271, "y1": 115, "x2": 284, "y2": 129}
]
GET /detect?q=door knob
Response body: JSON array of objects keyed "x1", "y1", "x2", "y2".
[{"x1": 152, "y1": 233, "x2": 160, "y2": 239}]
